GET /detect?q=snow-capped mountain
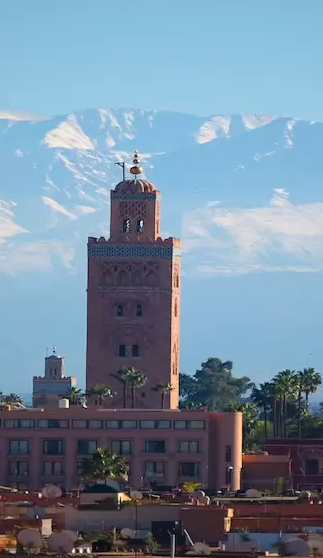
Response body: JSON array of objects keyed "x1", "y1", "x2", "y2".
[{"x1": 1, "y1": 108, "x2": 323, "y2": 393}]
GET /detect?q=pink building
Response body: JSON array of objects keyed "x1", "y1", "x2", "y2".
[
  {"x1": 86, "y1": 151, "x2": 180, "y2": 409},
  {"x1": 0, "y1": 405, "x2": 242, "y2": 492},
  {"x1": 2, "y1": 153, "x2": 243, "y2": 494}
]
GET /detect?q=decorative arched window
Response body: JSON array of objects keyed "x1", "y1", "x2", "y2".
[
  {"x1": 123, "y1": 218, "x2": 130, "y2": 233},
  {"x1": 136, "y1": 304, "x2": 143, "y2": 317},
  {"x1": 136, "y1": 219, "x2": 144, "y2": 233}
]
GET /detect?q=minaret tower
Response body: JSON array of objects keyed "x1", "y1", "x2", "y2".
[{"x1": 86, "y1": 151, "x2": 180, "y2": 409}]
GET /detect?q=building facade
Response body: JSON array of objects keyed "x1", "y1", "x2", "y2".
[
  {"x1": 33, "y1": 349, "x2": 76, "y2": 407},
  {"x1": 0, "y1": 405, "x2": 242, "y2": 492},
  {"x1": 263, "y1": 438, "x2": 323, "y2": 490},
  {"x1": 86, "y1": 152, "x2": 180, "y2": 409}
]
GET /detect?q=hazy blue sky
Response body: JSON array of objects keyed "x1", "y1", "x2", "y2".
[{"x1": 0, "y1": 0, "x2": 322, "y2": 118}]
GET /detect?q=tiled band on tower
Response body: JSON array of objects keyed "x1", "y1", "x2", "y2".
[{"x1": 86, "y1": 152, "x2": 180, "y2": 409}]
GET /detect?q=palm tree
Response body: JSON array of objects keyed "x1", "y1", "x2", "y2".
[
  {"x1": 274, "y1": 370, "x2": 297, "y2": 438},
  {"x1": 229, "y1": 402, "x2": 258, "y2": 451},
  {"x1": 251, "y1": 382, "x2": 272, "y2": 438},
  {"x1": 302, "y1": 367, "x2": 322, "y2": 408},
  {"x1": 152, "y1": 382, "x2": 173, "y2": 409},
  {"x1": 81, "y1": 447, "x2": 128, "y2": 483},
  {"x1": 295, "y1": 370, "x2": 306, "y2": 438},
  {"x1": 67, "y1": 387, "x2": 84, "y2": 406},
  {"x1": 128, "y1": 369, "x2": 147, "y2": 408},
  {"x1": 86, "y1": 384, "x2": 115, "y2": 407},
  {"x1": 110, "y1": 367, "x2": 135, "y2": 409}
]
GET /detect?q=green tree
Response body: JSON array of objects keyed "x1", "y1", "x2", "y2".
[
  {"x1": 229, "y1": 402, "x2": 259, "y2": 451},
  {"x1": 86, "y1": 384, "x2": 115, "y2": 407},
  {"x1": 2, "y1": 393, "x2": 22, "y2": 405},
  {"x1": 128, "y1": 369, "x2": 147, "y2": 408},
  {"x1": 251, "y1": 382, "x2": 273, "y2": 438},
  {"x1": 274, "y1": 370, "x2": 297, "y2": 438},
  {"x1": 81, "y1": 447, "x2": 128, "y2": 482},
  {"x1": 152, "y1": 382, "x2": 173, "y2": 409},
  {"x1": 67, "y1": 387, "x2": 84, "y2": 406},
  {"x1": 110, "y1": 367, "x2": 134, "y2": 409},
  {"x1": 180, "y1": 358, "x2": 254, "y2": 411},
  {"x1": 302, "y1": 367, "x2": 322, "y2": 407}
]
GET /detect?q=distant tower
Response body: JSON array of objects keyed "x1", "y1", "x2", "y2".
[
  {"x1": 32, "y1": 347, "x2": 76, "y2": 406},
  {"x1": 86, "y1": 151, "x2": 180, "y2": 409}
]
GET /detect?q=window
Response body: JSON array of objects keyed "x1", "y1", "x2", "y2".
[
  {"x1": 5, "y1": 419, "x2": 35, "y2": 429},
  {"x1": 188, "y1": 420, "x2": 205, "y2": 429},
  {"x1": 174, "y1": 300, "x2": 178, "y2": 317},
  {"x1": 136, "y1": 219, "x2": 144, "y2": 233},
  {"x1": 174, "y1": 275, "x2": 179, "y2": 288},
  {"x1": 140, "y1": 420, "x2": 171, "y2": 429},
  {"x1": 156, "y1": 420, "x2": 171, "y2": 429},
  {"x1": 140, "y1": 420, "x2": 155, "y2": 429},
  {"x1": 145, "y1": 440, "x2": 166, "y2": 453},
  {"x1": 42, "y1": 461, "x2": 64, "y2": 476},
  {"x1": 72, "y1": 420, "x2": 87, "y2": 429},
  {"x1": 178, "y1": 441, "x2": 199, "y2": 454},
  {"x1": 121, "y1": 420, "x2": 137, "y2": 429},
  {"x1": 117, "y1": 304, "x2": 124, "y2": 317},
  {"x1": 225, "y1": 467, "x2": 233, "y2": 485},
  {"x1": 179, "y1": 462, "x2": 199, "y2": 478},
  {"x1": 118, "y1": 344, "x2": 126, "y2": 357},
  {"x1": 38, "y1": 419, "x2": 68, "y2": 428},
  {"x1": 89, "y1": 420, "x2": 103, "y2": 429},
  {"x1": 144, "y1": 461, "x2": 165, "y2": 477},
  {"x1": 43, "y1": 440, "x2": 65, "y2": 455},
  {"x1": 123, "y1": 218, "x2": 130, "y2": 233},
  {"x1": 225, "y1": 445, "x2": 232, "y2": 463},
  {"x1": 111, "y1": 440, "x2": 132, "y2": 455},
  {"x1": 77, "y1": 440, "x2": 97, "y2": 455},
  {"x1": 174, "y1": 420, "x2": 205, "y2": 430},
  {"x1": 106, "y1": 420, "x2": 137, "y2": 429},
  {"x1": 132, "y1": 344, "x2": 139, "y2": 357},
  {"x1": 9, "y1": 461, "x2": 29, "y2": 476},
  {"x1": 9, "y1": 440, "x2": 29, "y2": 455},
  {"x1": 174, "y1": 420, "x2": 186, "y2": 430},
  {"x1": 77, "y1": 459, "x2": 85, "y2": 475},
  {"x1": 135, "y1": 304, "x2": 143, "y2": 317}
]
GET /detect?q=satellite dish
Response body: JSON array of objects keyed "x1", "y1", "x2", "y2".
[
  {"x1": 199, "y1": 495, "x2": 211, "y2": 505},
  {"x1": 47, "y1": 533, "x2": 74, "y2": 554},
  {"x1": 130, "y1": 490, "x2": 143, "y2": 500},
  {"x1": 62, "y1": 530, "x2": 78, "y2": 543},
  {"x1": 193, "y1": 542, "x2": 211, "y2": 555},
  {"x1": 245, "y1": 488, "x2": 262, "y2": 498},
  {"x1": 136, "y1": 530, "x2": 152, "y2": 540},
  {"x1": 120, "y1": 528, "x2": 135, "y2": 539},
  {"x1": 193, "y1": 489, "x2": 205, "y2": 498},
  {"x1": 25, "y1": 506, "x2": 46, "y2": 520},
  {"x1": 41, "y1": 484, "x2": 62, "y2": 499},
  {"x1": 17, "y1": 529, "x2": 43, "y2": 554}
]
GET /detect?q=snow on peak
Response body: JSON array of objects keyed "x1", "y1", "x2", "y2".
[
  {"x1": 196, "y1": 116, "x2": 232, "y2": 144},
  {"x1": 242, "y1": 114, "x2": 278, "y2": 130},
  {"x1": 43, "y1": 114, "x2": 95, "y2": 150}
]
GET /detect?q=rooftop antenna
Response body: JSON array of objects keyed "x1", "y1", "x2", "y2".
[
  {"x1": 115, "y1": 160, "x2": 125, "y2": 181},
  {"x1": 46, "y1": 347, "x2": 49, "y2": 358}
]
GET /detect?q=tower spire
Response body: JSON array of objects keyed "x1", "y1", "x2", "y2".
[{"x1": 129, "y1": 150, "x2": 143, "y2": 179}]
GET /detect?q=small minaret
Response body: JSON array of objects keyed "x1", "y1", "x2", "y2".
[{"x1": 33, "y1": 347, "x2": 76, "y2": 407}]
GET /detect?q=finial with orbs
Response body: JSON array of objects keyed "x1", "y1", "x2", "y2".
[{"x1": 130, "y1": 150, "x2": 143, "y2": 176}]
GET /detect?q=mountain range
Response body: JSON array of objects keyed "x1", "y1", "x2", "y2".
[{"x1": 1, "y1": 108, "x2": 323, "y2": 395}]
